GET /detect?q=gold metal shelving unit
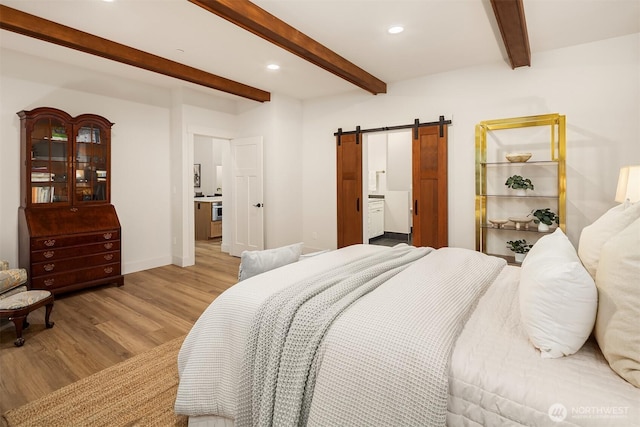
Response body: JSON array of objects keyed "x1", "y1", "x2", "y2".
[{"x1": 475, "y1": 113, "x2": 566, "y2": 263}]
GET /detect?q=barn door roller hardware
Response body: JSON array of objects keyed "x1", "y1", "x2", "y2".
[{"x1": 334, "y1": 116, "x2": 452, "y2": 138}]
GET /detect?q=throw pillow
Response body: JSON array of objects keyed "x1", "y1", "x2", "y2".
[
  {"x1": 520, "y1": 228, "x2": 597, "y2": 358},
  {"x1": 578, "y1": 202, "x2": 640, "y2": 279},
  {"x1": 238, "y1": 242, "x2": 303, "y2": 281},
  {"x1": 594, "y1": 218, "x2": 640, "y2": 387}
]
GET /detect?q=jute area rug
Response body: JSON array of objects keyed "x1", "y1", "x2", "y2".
[{"x1": 3, "y1": 336, "x2": 188, "y2": 427}]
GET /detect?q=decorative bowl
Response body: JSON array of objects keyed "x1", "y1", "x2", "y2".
[
  {"x1": 488, "y1": 219, "x2": 509, "y2": 228},
  {"x1": 508, "y1": 217, "x2": 533, "y2": 230},
  {"x1": 505, "y1": 152, "x2": 532, "y2": 163}
]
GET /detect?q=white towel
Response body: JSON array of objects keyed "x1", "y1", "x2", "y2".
[{"x1": 368, "y1": 171, "x2": 377, "y2": 192}]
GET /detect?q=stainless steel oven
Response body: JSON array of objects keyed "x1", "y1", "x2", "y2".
[{"x1": 212, "y1": 202, "x2": 222, "y2": 221}]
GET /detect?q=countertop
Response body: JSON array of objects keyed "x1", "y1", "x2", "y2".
[{"x1": 194, "y1": 196, "x2": 222, "y2": 202}]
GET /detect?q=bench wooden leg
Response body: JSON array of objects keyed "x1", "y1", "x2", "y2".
[
  {"x1": 10, "y1": 315, "x2": 27, "y2": 347},
  {"x1": 1, "y1": 293, "x2": 55, "y2": 346},
  {"x1": 44, "y1": 302, "x2": 55, "y2": 329}
]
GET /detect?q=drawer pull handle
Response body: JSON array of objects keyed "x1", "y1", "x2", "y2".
[
  {"x1": 44, "y1": 264, "x2": 55, "y2": 272},
  {"x1": 103, "y1": 233, "x2": 113, "y2": 240},
  {"x1": 43, "y1": 251, "x2": 55, "y2": 258},
  {"x1": 44, "y1": 239, "x2": 56, "y2": 247},
  {"x1": 104, "y1": 243, "x2": 113, "y2": 249},
  {"x1": 70, "y1": 208, "x2": 78, "y2": 212},
  {"x1": 44, "y1": 278, "x2": 55, "y2": 286},
  {"x1": 104, "y1": 254, "x2": 114, "y2": 261},
  {"x1": 104, "y1": 267, "x2": 113, "y2": 274}
]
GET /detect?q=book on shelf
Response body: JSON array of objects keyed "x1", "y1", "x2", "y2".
[
  {"x1": 31, "y1": 172, "x2": 54, "y2": 182},
  {"x1": 31, "y1": 186, "x2": 55, "y2": 203}
]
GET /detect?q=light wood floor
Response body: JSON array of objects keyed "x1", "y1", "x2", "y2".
[{"x1": 0, "y1": 240, "x2": 239, "y2": 416}]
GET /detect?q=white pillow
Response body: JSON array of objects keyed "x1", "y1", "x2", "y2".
[
  {"x1": 578, "y1": 202, "x2": 640, "y2": 279},
  {"x1": 520, "y1": 228, "x2": 597, "y2": 358},
  {"x1": 238, "y1": 243, "x2": 303, "y2": 281},
  {"x1": 594, "y1": 218, "x2": 640, "y2": 387}
]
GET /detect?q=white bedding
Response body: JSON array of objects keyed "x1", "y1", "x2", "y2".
[
  {"x1": 448, "y1": 266, "x2": 640, "y2": 426},
  {"x1": 176, "y1": 244, "x2": 388, "y2": 418},
  {"x1": 177, "y1": 244, "x2": 640, "y2": 427}
]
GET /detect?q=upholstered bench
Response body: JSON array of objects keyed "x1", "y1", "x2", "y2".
[{"x1": 0, "y1": 290, "x2": 55, "y2": 346}]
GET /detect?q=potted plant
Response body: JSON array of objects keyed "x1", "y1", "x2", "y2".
[
  {"x1": 505, "y1": 175, "x2": 534, "y2": 196},
  {"x1": 530, "y1": 208, "x2": 559, "y2": 232},
  {"x1": 506, "y1": 239, "x2": 533, "y2": 263}
]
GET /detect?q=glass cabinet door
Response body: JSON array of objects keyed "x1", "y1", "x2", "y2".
[
  {"x1": 75, "y1": 123, "x2": 108, "y2": 203},
  {"x1": 29, "y1": 117, "x2": 71, "y2": 204}
]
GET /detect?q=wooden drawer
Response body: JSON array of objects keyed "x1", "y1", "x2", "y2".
[
  {"x1": 31, "y1": 240, "x2": 121, "y2": 262},
  {"x1": 31, "y1": 230, "x2": 119, "y2": 250},
  {"x1": 31, "y1": 252, "x2": 121, "y2": 277},
  {"x1": 31, "y1": 263, "x2": 121, "y2": 290}
]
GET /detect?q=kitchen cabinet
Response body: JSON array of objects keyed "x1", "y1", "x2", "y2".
[
  {"x1": 17, "y1": 107, "x2": 123, "y2": 294},
  {"x1": 368, "y1": 199, "x2": 385, "y2": 239},
  {"x1": 195, "y1": 199, "x2": 222, "y2": 240},
  {"x1": 195, "y1": 201, "x2": 212, "y2": 240},
  {"x1": 475, "y1": 113, "x2": 566, "y2": 264},
  {"x1": 210, "y1": 220, "x2": 222, "y2": 238}
]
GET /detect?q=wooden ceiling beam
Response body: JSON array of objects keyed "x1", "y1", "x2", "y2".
[
  {"x1": 0, "y1": 5, "x2": 271, "y2": 102},
  {"x1": 189, "y1": 0, "x2": 387, "y2": 95},
  {"x1": 490, "y1": 0, "x2": 531, "y2": 68}
]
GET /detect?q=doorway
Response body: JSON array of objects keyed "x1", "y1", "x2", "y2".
[
  {"x1": 365, "y1": 131, "x2": 413, "y2": 247},
  {"x1": 193, "y1": 135, "x2": 229, "y2": 250},
  {"x1": 336, "y1": 121, "x2": 449, "y2": 249}
]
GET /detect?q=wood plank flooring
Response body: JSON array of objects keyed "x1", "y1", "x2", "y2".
[{"x1": 0, "y1": 240, "x2": 239, "y2": 416}]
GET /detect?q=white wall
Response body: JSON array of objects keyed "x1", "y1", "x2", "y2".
[
  {"x1": 0, "y1": 49, "x2": 306, "y2": 272},
  {"x1": 2, "y1": 34, "x2": 637, "y2": 271},
  {"x1": 236, "y1": 94, "x2": 304, "y2": 250},
  {"x1": 302, "y1": 34, "x2": 640, "y2": 250},
  {"x1": 0, "y1": 50, "x2": 173, "y2": 272},
  {"x1": 194, "y1": 135, "x2": 213, "y2": 196}
]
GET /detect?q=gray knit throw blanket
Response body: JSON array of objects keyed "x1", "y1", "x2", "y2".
[{"x1": 236, "y1": 244, "x2": 432, "y2": 427}]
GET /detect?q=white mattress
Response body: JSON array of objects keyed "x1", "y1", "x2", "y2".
[{"x1": 178, "y1": 246, "x2": 640, "y2": 426}]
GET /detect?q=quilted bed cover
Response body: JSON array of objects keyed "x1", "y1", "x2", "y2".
[{"x1": 176, "y1": 244, "x2": 639, "y2": 426}]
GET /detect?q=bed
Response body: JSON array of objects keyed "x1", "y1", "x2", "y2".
[{"x1": 175, "y1": 205, "x2": 640, "y2": 427}]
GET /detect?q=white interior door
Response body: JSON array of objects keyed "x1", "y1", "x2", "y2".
[{"x1": 230, "y1": 136, "x2": 264, "y2": 256}]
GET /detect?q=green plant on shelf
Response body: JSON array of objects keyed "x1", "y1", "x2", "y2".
[
  {"x1": 530, "y1": 208, "x2": 559, "y2": 226},
  {"x1": 504, "y1": 175, "x2": 534, "y2": 190},
  {"x1": 506, "y1": 239, "x2": 532, "y2": 254}
]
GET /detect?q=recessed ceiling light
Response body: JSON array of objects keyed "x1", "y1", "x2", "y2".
[
  {"x1": 267, "y1": 64, "x2": 280, "y2": 70},
  {"x1": 388, "y1": 26, "x2": 404, "y2": 35}
]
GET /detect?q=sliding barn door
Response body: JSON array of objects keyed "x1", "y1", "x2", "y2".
[
  {"x1": 336, "y1": 132, "x2": 363, "y2": 248},
  {"x1": 412, "y1": 125, "x2": 448, "y2": 248}
]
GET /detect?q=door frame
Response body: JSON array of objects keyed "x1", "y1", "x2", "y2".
[{"x1": 183, "y1": 125, "x2": 234, "y2": 266}]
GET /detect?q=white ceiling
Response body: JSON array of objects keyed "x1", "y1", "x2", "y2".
[{"x1": 1, "y1": 0, "x2": 639, "y2": 102}]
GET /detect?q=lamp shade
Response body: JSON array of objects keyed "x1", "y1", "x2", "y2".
[{"x1": 615, "y1": 165, "x2": 640, "y2": 203}]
